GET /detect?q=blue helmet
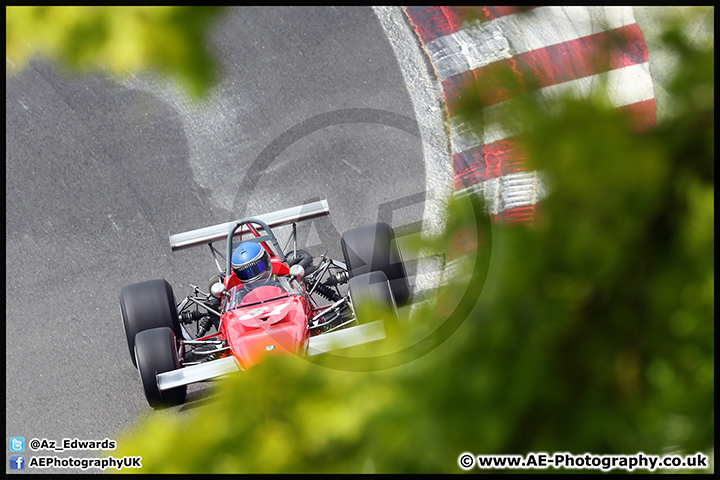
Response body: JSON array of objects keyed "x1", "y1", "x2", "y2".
[{"x1": 231, "y1": 242, "x2": 271, "y2": 282}]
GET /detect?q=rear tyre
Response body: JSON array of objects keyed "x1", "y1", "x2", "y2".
[
  {"x1": 120, "y1": 279, "x2": 181, "y2": 368},
  {"x1": 134, "y1": 327, "x2": 186, "y2": 409},
  {"x1": 348, "y1": 271, "x2": 398, "y2": 327},
  {"x1": 341, "y1": 222, "x2": 410, "y2": 306}
]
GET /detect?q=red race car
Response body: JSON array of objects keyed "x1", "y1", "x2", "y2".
[{"x1": 119, "y1": 200, "x2": 410, "y2": 408}]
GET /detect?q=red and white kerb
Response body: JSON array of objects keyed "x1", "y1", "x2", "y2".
[{"x1": 404, "y1": 6, "x2": 656, "y2": 223}]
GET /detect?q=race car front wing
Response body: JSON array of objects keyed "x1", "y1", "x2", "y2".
[{"x1": 156, "y1": 320, "x2": 386, "y2": 392}]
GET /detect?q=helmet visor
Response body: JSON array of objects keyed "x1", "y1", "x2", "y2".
[{"x1": 236, "y1": 253, "x2": 270, "y2": 282}]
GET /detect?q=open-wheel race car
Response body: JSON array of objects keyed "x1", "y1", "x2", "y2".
[{"x1": 120, "y1": 200, "x2": 410, "y2": 408}]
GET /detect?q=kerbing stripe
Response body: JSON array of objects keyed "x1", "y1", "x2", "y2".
[
  {"x1": 451, "y1": 96, "x2": 656, "y2": 191},
  {"x1": 616, "y1": 98, "x2": 656, "y2": 130},
  {"x1": 424, "y1": 6, "x2": 637, "y2": 81},
  {"x1": 404, "y1": 6, "x2": 482, "y2": 45},
  {"x1": 492, "y1": 204, "x2": 539, "y2": 224},
  {"x1": 449, "y1": 62, "x2": 655, "y2": 153},
  {"x1": 444, "y1": 23, "x2": 650, "y2": 114},
  {"x1": 456, "y1": 172, "x2": 547, "y2": 217},
  {"x1": 404, "y1": 6, "x2": 537, "y2": 45},
  {"x1": 454, "y1": 136, "x2": 528, "y2": 189},
  {"x1": 402, "y1": 6, "x2": 656, "y2": 224}
]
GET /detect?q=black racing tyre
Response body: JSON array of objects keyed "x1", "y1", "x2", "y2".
[
  {"x1": 348, "y1": 271, "x2": 399, "y2": 327},
  {"x1": 134, "y1": 327, "x2": 186, "y2": 409},
  {"x1": 120, "y1": 279, "x2": 181, "y2": 368},
  {"x1": 341, "y1": 222, "x2": 410, "y2": 306}
]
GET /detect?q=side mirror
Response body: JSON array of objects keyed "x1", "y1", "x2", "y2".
[
  {"x1": 289, "y1": 264, "x2": 304, "y2": 280},
  {"x1": 210, "y1": 282, "x2": 227, "y2": 298}
]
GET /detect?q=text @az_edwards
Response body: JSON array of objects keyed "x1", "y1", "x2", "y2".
[{"x1": 28, "y1": 437, "x2": 115, "y2": 452}]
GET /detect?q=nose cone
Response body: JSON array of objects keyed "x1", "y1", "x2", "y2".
[{"x1": 224, "y1": 296, "x2": 308, "y2": 369}]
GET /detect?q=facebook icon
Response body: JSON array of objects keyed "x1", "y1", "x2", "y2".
[{"x1": 9, "y1": 455, "x2": 24, "y2": 470}]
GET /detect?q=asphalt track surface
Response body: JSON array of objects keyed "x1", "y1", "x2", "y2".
[{"x1": 6, "y1": 7, "x2": 436, "y2": 473}]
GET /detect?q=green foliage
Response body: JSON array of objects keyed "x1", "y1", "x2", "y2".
[
  {"x1": 6, "y1": 6, "x2": 225, "y2": 99},
  {"x1": 106, "y1": 8, "x2": 712, "y2": 473}
]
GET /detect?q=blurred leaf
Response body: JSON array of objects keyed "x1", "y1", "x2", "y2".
[{"x1": 6, "y1": 6, "x2": 225, "y2": 99}]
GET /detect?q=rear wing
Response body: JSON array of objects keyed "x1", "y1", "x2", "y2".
[{"x1": 169, "y1": 200, "x2": 330, "y2": 252}]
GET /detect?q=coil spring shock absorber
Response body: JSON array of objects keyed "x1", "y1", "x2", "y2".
[
  {"x1": 331, "y1": 271, "x2": 349, "y2": 286},
  {"x1": 180, "y1": 310, "x2": 215, "y2": 337},
  {"x1": 196, "y1": 316, "x2": 215, "y2": 338},
  {"x1": 313, "y1": 281, "x2": 342, "y2": 302},
  {"x1": 179, "y1": 310, "x2": 204, "y2": 324},
  {"x1": 313, "y1": 270, "x2": 349, "y2": 302}
]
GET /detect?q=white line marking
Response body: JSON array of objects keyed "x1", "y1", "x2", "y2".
[{"x1": 108, "y1": 214, "x2": 120, "y2": 231}]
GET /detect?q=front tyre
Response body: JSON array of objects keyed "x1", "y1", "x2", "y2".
[
  {"x1": 348, "y1": 271, "x2": 399, "y2": 328},
  {"x1": 120, "y1": 279, "x2": 181, "y2": 368},
  {"x1": 341, "y1": 222, "x2": 410, "y2": 306},
  {"x1": 134, "y1": 327, "x2": 186, "y2": 409}
]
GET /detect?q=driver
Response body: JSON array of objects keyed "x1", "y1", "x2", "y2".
[{"x1": 231, "y1": 241, "x2": 272, "y2": 283}]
